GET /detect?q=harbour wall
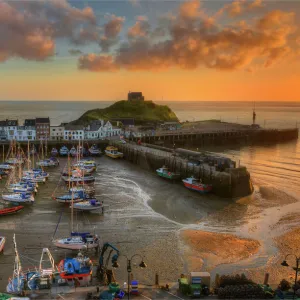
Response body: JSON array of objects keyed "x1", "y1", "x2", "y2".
[
  {"x1": 112, "y1": 142, "x2": 253, "y2": 199},
  {"x1": 134, "y1": 128, "x2": 299, "y2": 148}
]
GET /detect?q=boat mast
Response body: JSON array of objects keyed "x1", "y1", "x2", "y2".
[
  {"x1": 32, "y1": 145, "x2": 35, "y2": 169},
  {"x1": 12, "y1": 234, "x2": 23, "y2": 294},
  {"x1": 45, "y1": 135, "x2": 48, "y2": 158},
  {"x1": 2, "y1": 144, "x2": 4, "y2": 162},
  {"x1": 18, "y1": 146, "x2": 22, "y2": 181},
  {"x1": 27, "y1": 141, "x2": 30, "y2": 171},
  {"x1": 68, "y1": 153, "x2": 71, "y2": 190},
  {"x1": 71, "y1": 182, "x2": 74, "y2": 233},
  {"x1": 39, "y1": 248, "x2": 56, "y2": 274},
  {"x1": 41, "y1": 139, "x2": 44, "y2": 160}
]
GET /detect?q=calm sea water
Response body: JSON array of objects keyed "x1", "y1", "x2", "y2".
[{"x1": 0, "y1": 100, "x2": 299, "y2": 128}]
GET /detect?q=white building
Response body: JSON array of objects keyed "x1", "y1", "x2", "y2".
[
  {"x1": 0, "y1": 120, "x2": 19, "y2": 141},
  {"x1": 84, "y1": 120, "x2": 121, "y2": 140},
  {"x1": 50, "y1": 126, "x2": 64, "y2": 141},
  {"x1": 64, "y1": 125, "x2": 84, "y2": 141},
  {"x1": 14, "y1": 126, "x2": 36, "y2": 141}
]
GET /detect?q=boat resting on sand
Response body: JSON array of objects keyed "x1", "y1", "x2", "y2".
[
  {"x1": 156, "y1": 166, "x2": 181, "y2": 180},
  {"x1": 105, "y1": 146, "x2": 123, "y2": 159},
  {"x1": 0, "y1": 206, "x2": 24, "y2": 216},
  {"x1": 182, "y1": 176, "x2": 213, "y2": 194},
  {"x1": 71, "y1": 199, "x2": 103, "y2": 211}
]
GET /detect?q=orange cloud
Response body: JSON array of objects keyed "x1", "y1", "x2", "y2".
[
  {"x1": 0, "y1": 0, "x2": 98, "y2": 61},
  {"x1": 100, "y1": 14, "x2": 125, "y2": 51},
  {"x1": 79, "y1": 0, "x2": 299, "y2": 73},
  {"x1": 128, "y1": 17, "x2": 150, "y2": 38}
]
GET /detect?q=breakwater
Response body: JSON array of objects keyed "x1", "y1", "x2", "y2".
[
  {"x1": 135, "y1": 128, "x2": 299, "y2": 147},
  {"x1": 112, "y1": 142, "x2": 253, "y2": 198}
]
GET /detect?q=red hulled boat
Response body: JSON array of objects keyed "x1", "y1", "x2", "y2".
[{"x1": 0, "y1": 206, "x2": 24, "y2": 216}]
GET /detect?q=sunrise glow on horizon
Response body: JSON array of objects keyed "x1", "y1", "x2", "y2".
[{"x1": 0, "y1": 0, "x2": 300, "y2": 102}]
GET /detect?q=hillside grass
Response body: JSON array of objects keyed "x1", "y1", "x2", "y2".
[{"x1": 72, "y1": 100, "x2": 179, "y2": 125}]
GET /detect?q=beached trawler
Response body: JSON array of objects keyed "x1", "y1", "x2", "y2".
[
  {"x1": 156, "y1": 166, "x2": 181, "y2": 180},
  {"x1": 6, "y1": 235, "x2": 57, "y2": 295},
  {"x1": 59, "y1": 146, "x2": 69, "y2": 156},
  {"x1": 105, "y1": 146, "x2": 123, "y2": 159},
  {"x1": 57, "y1": 251, "x2": 93, "y2": 285},
  {"x1": 89, "y1": 144, "x2": 102, "y2": 156},
  {"x1": 182, "y1": 176, "x2": 213, "y2": 194},
  {"x1": 0, "y1": 236, "x2": 5, "y2": 253}
]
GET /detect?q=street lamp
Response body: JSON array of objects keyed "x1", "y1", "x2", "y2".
[
  {"x1": 281, "y1": 254, "x2": 300, "y2": 300},
  {"x1": 113, "y1": 254, "x2": 147, "y2": 300}
]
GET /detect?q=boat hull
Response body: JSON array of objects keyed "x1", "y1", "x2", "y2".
[
  {"x1": 182, "y1": 181, "x2": 212, "y2": 193},
  {"x1": 156, "y1": 171, "x2": 180, "y2": 180},
  {"x1": 53, "y1": 241, "x2": 99, "y2": 250},
  {"x1": 105, "y1": 151, "x2": 123, "y2": 159},
  {"x1": 0, "y1": 206, "x2": 24, "y2": 216}
]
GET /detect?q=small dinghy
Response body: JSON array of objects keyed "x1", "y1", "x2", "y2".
[
  {"x1": 0, "y1": 236, "x2": 5, "y2": 253},
  {"x1": 2, "y1": 193, "x2": 34, "y2": 203},
  {"x1": 71, "y1": 199, "x2": 103, "y2": 211},
  {"x1": 0, "y1": 206, "x2": 24, "y2": 216}
]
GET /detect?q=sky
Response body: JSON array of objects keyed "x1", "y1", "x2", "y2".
[{"x1": 0, "y1": 0, "x2": 300, "y2": 101}]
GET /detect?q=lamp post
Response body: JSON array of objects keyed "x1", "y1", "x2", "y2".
[
  {"x1": 113, "y1": 254, "x2": 147, "y2": 300},
  {"x1": 281, "y1": 254, "x2": 300, "y2": 300}
]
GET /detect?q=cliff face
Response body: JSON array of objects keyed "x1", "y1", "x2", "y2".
[{"x1": 72, "y1": 100, "x2": 179, "y2": 125}]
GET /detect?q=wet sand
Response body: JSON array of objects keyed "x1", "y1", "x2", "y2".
[{"x1": 180, "y1": 230, "x2": 260, "y2": 272}]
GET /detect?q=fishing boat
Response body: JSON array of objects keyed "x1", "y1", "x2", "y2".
[
  {"x1": 2, "y1": 193, "x2": 34, "y2": 203},
  {"x1": 71, "y1": 199, "x2": 103, "y2": 211},
  {"x1": 57, "y1": 251, "x2": 93, "y2": 286},
  {"x1": 59, "y1": 146, "x2": 69, "y2": 156},
  {"x1": 156, "y1": 166, "x2": 181, "y2": 180},
  {"x1": 89, "y1": 144, "x2": 102, "y2": 156},
  {"x1": 182, "y1": 177, "x2": 213, "y2": 193},
  {"x1": 105, "y1": 146, "x2": 123, "y2": 159},
  {"x1": 51, "y1": 148, "x2": 58, "y2": 156},
  {"x1": 69, "y1": 146, "x2": 77, "y2": 157},
  {"x1": 0, "y1": 206, "x2": 24, "y2": 216},
  {"x1": 6, "y1": 235, "x2": 56, "y2": 294},
  {"x1": 0, "y1": 236, "x2": 5, "y2": 253}
]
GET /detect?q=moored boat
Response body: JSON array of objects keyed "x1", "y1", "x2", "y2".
[
  {"x1": 0, "y1": 236, "x2": 5, "y2": 253},
  {"x1": 105, "y1": 146, "x2": 123, "y2": 159},
  {"x1": 59, "y1": 146, "x2": 69, "y2": 156},
  {"x1": 71, "y1": 199, "x2": 103, "y2": 211},
  {"x1": 182, "y1": 176, "x2": 213, "y2": 193},
  {"x1": 156, "y1": 166, "x2": 181, "y2": 180},
  {"x1": 69, "y1": 146, "x2": 77, "y2": 157},
  {"x1": 53, "y1": 232, "x2": 99, "y2": 250},
  {"x1": 51, "y1": 147, "x2": 58, "y2": 156},
  {"x1": 89, "y1": 144, "x2": 102, "y2": 156},
  {"x1": 0, "y1": 206, "x2": 24, "y2": 216},
  {"x1": 2, "y1": 193, "x2": 34, "y2": 203},
  {"x1": 0, "y1": 164, "x2": 14, "y2": 170},
  {"x1": 53, "y1": 191, "x2": 85, "y2": 204},
  {"x1": 57, "y1": 251, "x2": 93, "y2": 286}
]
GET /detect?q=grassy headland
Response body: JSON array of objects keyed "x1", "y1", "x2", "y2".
[{"x1": 71, "y1": 100, "x2": 179, "y2": 125}]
